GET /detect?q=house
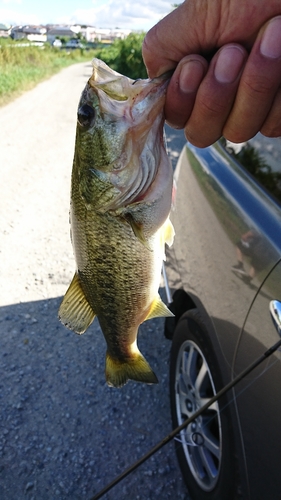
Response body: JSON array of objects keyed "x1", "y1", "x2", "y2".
[
  {"x1": 111, "y1": 28, "x2": 132, "y2": 40},
  {"x1": 8, "y1": 23, "x2": 132, "y2": 45},
  {"x1": 77, "y1": 26, "x2": 132, "y2": 43},
  {"x1": 46, "y1": 25, "x2": 79, "y2": 45},
  {"x1": 0, "y1": 23, "x2": 11, "y2": 38},
  {"x1": 10, "y1": 25, "x2": 47, "y2": 42}
]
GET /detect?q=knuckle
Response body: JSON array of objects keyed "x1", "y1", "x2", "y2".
[
  {"x1": 260, "y1": 94, "x2": 281, "y2": 137},
  {"x1": 243, "y1": 75, "x2": 276, "y2": 99},
  {"x1": 185, "y1": 125, "x2": 219, "y2": 148},
  {"x1": 142, "y1": 26, "x2": 162, "y2": 67},
  {"x1": 142, "y1": 29, "x2": 154, "y2": 55},
  {"x1": 260, "y1": 121, "x2": 281, "y2": 138},
  {"x1": 199, "y1": 96, "x2": 227, "y2": 117},
  {"x1": 223, "y1": 122, "x2": 254, "y2": 143},
  {"x1": 184, "y1": 126, "x2": 200, "y2": 146}
]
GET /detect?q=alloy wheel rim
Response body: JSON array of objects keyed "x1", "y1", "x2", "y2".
[{"x1": 174, "y1": 339, "x2": 222, "y2": 491}]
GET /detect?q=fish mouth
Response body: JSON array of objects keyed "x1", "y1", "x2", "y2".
[
  {"x1": 95, "y1": 81, "x2": 167, "y2": 212},
  {"x1": 86, "y1": 59, "x2": 170, "y2": 212},
  {"x1": 132, "y1": 69, "x2": 174, "y2": 85},
  {"x1": 150, "y1": 69, "x2": 174, "y2": 82},
  {"x1": 88, "y1": 58, "x2": 170, "y2": 111}
]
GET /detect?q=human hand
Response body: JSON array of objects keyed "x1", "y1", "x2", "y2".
[{"x1": 142, "y1": 0, "x2": 281, "y2": 147}]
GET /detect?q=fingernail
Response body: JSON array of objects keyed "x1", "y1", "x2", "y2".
[
  {"x1": 179, "y1": 60, "x2": 205, "y2": 93},
  {"x1": 214, "y1": 45, "x2": 245, "y2": 83},
  {"x1": 260, "y1": 16, "x2": 281, "y2": 59}
]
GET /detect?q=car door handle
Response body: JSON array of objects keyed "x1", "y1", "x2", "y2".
[{"x1": 270, "y1": 300, "x2": 281, "y2": 337}]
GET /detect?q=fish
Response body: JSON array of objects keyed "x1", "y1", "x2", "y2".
[{"x1": 58, "y1": 58, "x2": 174, "y2": 388}]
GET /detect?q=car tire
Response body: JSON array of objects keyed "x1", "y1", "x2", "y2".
[{"x1": 170, "y1": 309, "x2": 236, "y2": 500}]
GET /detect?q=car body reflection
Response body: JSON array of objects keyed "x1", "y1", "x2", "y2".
[{"x1": 166, "y1": 134, "x2": 281, "y2": 500}]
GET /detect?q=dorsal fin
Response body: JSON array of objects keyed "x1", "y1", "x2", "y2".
[
  {"x1": 58, "y1": 273, "x2": 96, "y2": 334},
  {"x1": 144, "y1": 294, "x2": 174, "y2": 321}
]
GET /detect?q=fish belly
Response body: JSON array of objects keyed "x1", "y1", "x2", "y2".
[{"x1": 71, "y1": 205, "x2": 165, "y2": 387}]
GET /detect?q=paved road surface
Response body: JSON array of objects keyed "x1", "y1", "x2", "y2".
[{"x1": 0, "y1": 62, "x2": 189, "y2": 499}]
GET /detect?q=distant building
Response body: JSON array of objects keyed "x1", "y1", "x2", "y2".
[
  {"x1": 111, "y1": 28, "x2": 132, "y2": 40},
  {"x1": 46, "y1": 25, "x2": 78, "y2": 44},
  {"x1": 72, "y1": 25, "x2": 131, "y2": 42},
  {"x1": 0, "y1": 23, "x2": 11, "y2": 38},
  {"x1": 7, "y1": 23, "x2": 132, "y2": 45},
  {"x1": 10, "y1": 25, "x2": 47, "y2": 42}
]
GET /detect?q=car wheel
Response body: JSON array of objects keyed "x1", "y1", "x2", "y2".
[{"x1": 170, "y1": 309, "x2": 236, "y2": 500}]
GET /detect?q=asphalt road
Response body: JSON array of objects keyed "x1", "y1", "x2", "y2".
[{"x1": 0, "y1": 62, "x2": 189, "y2": 499}]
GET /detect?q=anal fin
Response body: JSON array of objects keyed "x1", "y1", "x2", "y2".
[
  {"x1": 144, "y1": 294, "x2": 174, "y2": 321},
  {"x1": 58, "y1": 273, "x2": 95, "y2": 334}
]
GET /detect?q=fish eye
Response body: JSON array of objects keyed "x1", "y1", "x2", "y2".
[{"x1": 77, "y1": 104, "x2": 96, "y2": 129}]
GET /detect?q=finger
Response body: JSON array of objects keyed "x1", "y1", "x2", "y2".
[
  {"x1": 142, "y1": 2, "x2": 203, "y2": 78},
  {"x1": 142, "y1": 1, "x2": 280, "y2": 78},
  {"x1": 260, "y1": 88, "x2": 281, "y2": 137},
  {"x1": 183, "y1": 45, "x2": 247, "y2": 147},
  {"x1": 164, "y1": 56, "x2": 208, "y2": 129},
  {"x1": 223, "y1": 16, "x2": 281, "y2": 142}
]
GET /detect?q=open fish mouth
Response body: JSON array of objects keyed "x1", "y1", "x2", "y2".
[
  {"x1": 132, "y1": 68, "x2": 174, "y2": 86},
  {"x1": 85, "y1": 59, "x2": 171, "y2": 213},
  {"x1": 88, "y1": 58, "x2": 170, "y2": 118}
]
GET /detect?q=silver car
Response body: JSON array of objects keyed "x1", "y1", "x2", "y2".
[{"x1": 165, "y1": 134, "x2": 281, "y2": 500}]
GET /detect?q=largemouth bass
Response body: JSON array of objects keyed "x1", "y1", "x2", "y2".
[{"x1": 59, "y1": 58, "x2": 174, "y2": 387}]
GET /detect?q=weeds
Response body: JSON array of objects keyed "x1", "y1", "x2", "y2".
[
  {"x1": 0, "y1": 34, "x2": 147, "y2": 106},
  {"x1": 0, "y1": 41, "x2": 95, "y2": 106}
]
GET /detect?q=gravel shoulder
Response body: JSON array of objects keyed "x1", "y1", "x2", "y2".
[{"x1": 0, "y1": 62, "x2": 189, "y2": 499}]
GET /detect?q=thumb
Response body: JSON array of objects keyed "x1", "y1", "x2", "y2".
[
  {"x1": 142, "y1": 2, "x2": 215, "y2": 78},
  {"x1": 142, "y1": 0, "x2": 279, "y2": 78}
]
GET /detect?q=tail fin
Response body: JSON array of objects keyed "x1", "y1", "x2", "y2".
[{"x1": 105, "y1": 351, "x2": 158, "y2": 388}]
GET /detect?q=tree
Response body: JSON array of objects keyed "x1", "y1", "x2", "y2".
[{"x1": 94, "y1": 33, "x2": 147, "y2": 79}]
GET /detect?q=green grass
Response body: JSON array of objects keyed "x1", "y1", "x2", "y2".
[
  {"x1": 0, "y1": 42, "x2": 96, "y2": 106},
  {"x1": 0, "y1": 34, "x2": 147, "y2": 106}
]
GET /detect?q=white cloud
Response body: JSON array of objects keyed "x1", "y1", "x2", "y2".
[
  {"x1": 0, "y1": 0, "x2": 173, "y2": 30},
  {"x1": 0, "y1": 8, "x2": 39, "y2": 24},
  {"x1": 59, "y1": 0, "x2": 171, "y2": 30},
  {"x1": 2, "y1": 0, "x2": 22, "y2": 4}
]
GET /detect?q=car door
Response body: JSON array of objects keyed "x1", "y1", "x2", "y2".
[
  {"x1": 167, "y1": 133, "x2": 281, "y2": 499},
  {"x1": 232, "y1": 260, "x2": 281, "y2": 500}
]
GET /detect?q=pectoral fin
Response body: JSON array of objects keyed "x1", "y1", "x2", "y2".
[
  {"x1": 58, "y1": 273, "x2": 96, "y2": 334},
  {"x1": 164, "y1": 218, "x2": 175, "y2": 247},
  {"x1": 144, "y1": 294, "x2": 174, "y2": 321},
  {"x1": 124, "y1": 213, "x2": 152, "y2": 251},
  {"x1": 161, "y1": 218, "x2": 175, "y2": 260}
]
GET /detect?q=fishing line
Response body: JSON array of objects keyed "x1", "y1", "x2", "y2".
[{"x1": 89, "y1": 336, "x2": 281, "y2": 500}]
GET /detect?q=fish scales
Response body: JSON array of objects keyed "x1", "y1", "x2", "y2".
[{"x1": 59, "y1": 59, "x2": 174, "y2": 388}]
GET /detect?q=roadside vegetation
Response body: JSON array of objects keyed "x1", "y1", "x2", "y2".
[
  {"x1": 0, "y1": 40, "x2": 95, "y2": 106},
  {"x1": 0, "y1": 32, "x2": 146, "y2": 107},
  {"x1": 94, "y1": 32, "x2": 147, "y2": 79}
]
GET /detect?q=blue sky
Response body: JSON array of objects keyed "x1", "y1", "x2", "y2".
[{"x1": 0, "y1": 0, "x2": 172, "y2": 30}]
